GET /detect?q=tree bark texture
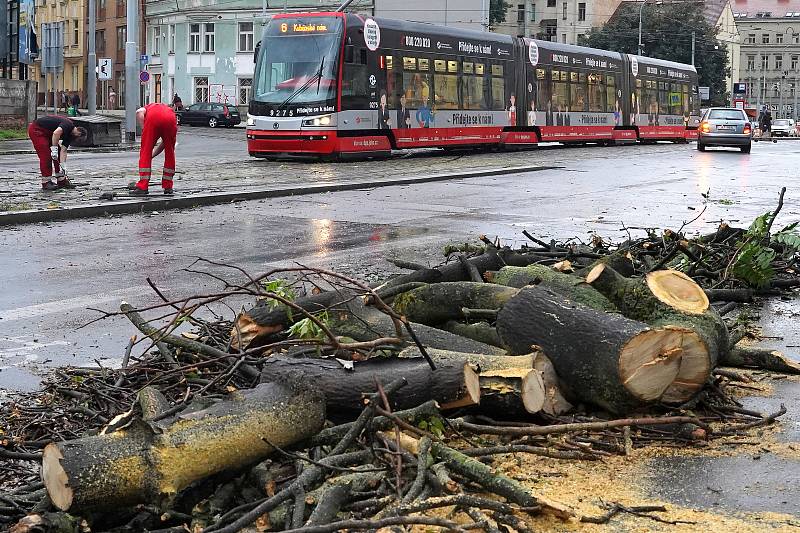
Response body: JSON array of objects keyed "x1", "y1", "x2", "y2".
[
  {"x1": 42, "y1": 382, "x2": 325, "y2": 512},
  {"x1": 259, "y1": 354, "x2": 479, "y2": 412},
  {"x1": 496, "y1": 286, "x2": 702, "y2": 414},
  {"x1": 392, "y1": 282, "x2": 517, "y2": 326},
  {"x1": 723, "y1": 345, "x2": 800, "y2": 374}
]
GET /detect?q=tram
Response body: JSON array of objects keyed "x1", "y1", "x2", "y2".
[{"x1": 246, "y1": 11, "x2": 700, "y2": 159}]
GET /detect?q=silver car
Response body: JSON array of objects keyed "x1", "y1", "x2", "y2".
[
  {"x1": 771, "y1": 118, "x2": 797, "y2": 137},
  {"x1": 697, "y1": 108, "x2": 753, "y2": 153}
]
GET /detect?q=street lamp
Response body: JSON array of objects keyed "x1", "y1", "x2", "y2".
[{"x1": 638, "y1": 0, "x2": 662, "y2": 56}]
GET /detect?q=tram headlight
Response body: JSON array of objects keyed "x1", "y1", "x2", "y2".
[
  {"x1": 302, "y1": 114, "x2": 333, "y2": 127},
  {"x1": 246, "y1": 114, "x2": 255, "y2": 127}
]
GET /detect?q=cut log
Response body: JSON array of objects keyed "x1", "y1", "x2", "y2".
[
  {"x1": 42, "y1": 382, "x2": 325, "y2": 511},
  {"x1": 398, "y1": 347, "x2": 546, "y2": 416},
  {"x1": 441, "y1": 321, "x2": 503, "y2": 348},
  {"x1": 259, "y1": 354, "x2": 480, "y2": 412},
  {"x1": 723, "y1": 344, "x2": 800, "y2": 374},
  {"x1": 497, "y1": 286, "x2": 705, "y2": 414},
  {"x1": 489, "y1": 265, "x2": 616, "y2": 312},
  {"x1": 532, "y1": 353, "x2": 574, "y2": 416},
  {"x1": 392, "y1": 282, "x2": 518, "y2": 325},
  {"x1": 586, "y1": 265, "x2": 727, "y2": 403}
]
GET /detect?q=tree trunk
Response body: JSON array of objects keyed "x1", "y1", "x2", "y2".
[
  {"x1": 489, "y1": 265, "x2": 616, "y2": 312},
  {"x1": 496, "y1": 286, "x2": 705, "y2": 414},
  {"x1": 42, "y1": 382, "x2": 325, "y2": 512},
  {"x1": 259, "y1": 354, "x2": 480, "y2": 412},
  {"x1": 532, "y1": 352, "x2": 574, "y2": 416},
  {"x1": 441, "y1": 321, "x2": 503, "y2": 348},
  {"x1": 723, "y1": 344, "x2": 800, "y2": 374},
  {"x1": 392, "y1": 282, "x2": 518, "y2": 325},
  {"x1": 586, "y1": 265, "x2": 727, "y2": 403}
]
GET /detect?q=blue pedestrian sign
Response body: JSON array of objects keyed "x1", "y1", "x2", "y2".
[
  {"x1": 139, "y1": 71, "x2": 150, "y2": 83},
  {"x1": 140, "y1": 54, "x2": 149, "y2": 63}
]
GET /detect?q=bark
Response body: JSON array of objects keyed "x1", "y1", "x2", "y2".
[
  {"x1": 575, "y1": 251, "x2": 637, "y2": 278},
  {"x1": 42, "y1": 382, "x2": 325, "y2": 512},
  {"x1": 489, "y1": 265, "x2": 616, "y2": 312},
  {"x1": 532, "y1": 352, "x2": 574, "y2": 416},
  {"x1": 723, "y1": 344, "x2": 800, "y2": 374},
  {"x1": 441, "y1": 321, "x2": 503, "y2": 348},
  {"x1": 391, "y1": 282, "x2": 517, "y2": 326},
  {"x1": 259, "y1": 354, "x2": 480, "y2": 412},
  {"x1": 497, "y1": 286, "x2": 704, "y2": 414},
  {"x1": 585, "y1": 265, "x2": 727, "y2": 403}
]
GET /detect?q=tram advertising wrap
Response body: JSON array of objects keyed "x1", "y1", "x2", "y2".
[{"x1": 246, "y1": 12, "x2": 700, "y2": 159}]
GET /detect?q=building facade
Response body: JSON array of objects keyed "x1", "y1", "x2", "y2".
[
  {"x1": 492, "y1": 0, "x2": 623, "y2": 44},
  {"x1": 29, "y1": 0, "x2": 87, "y2": 104},
  {"x1": 142, "y1": 0, "x2": 374, "y2": 110},
  {"x1": 734, "y1": 0, "x2": 800, "y2": 117},
  {"x1": 374, "y1": 0, "x2": 487, "y2": 31}
]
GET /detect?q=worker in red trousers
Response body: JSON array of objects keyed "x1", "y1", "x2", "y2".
[
  {"x1": 131, "y1": 103, "x2": 178, "y2": 196},
  {"x1": 27, "y1": 116, "x2": 87, "y2": 191}
]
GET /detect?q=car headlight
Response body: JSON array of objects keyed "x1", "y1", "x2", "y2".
[
  {"x1": 302, "y1": 114, "x2": 333, "y2": 127},
  {"x1": 246, "y1": 114, "x2": 255, "y2": 127}
]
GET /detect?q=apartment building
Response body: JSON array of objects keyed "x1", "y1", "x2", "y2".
[
  {"x1": 29, "y1": 0, "x2": 87, "y2": 103},
  {"x1": 734, "y1": 0, "x2": 800, "y2": 117},
  {"x1": 492, "y1": 0, "x2": 624, "y2": 43}
]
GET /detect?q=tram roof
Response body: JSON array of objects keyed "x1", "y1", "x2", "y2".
[
  {"x1": 628, "y1": 54, "x2": 697, "y2": 73},
  {"x1": 528, "y1": 39, "x2": 624, "y2": 61},
  {"x1": 344, "y1": 13, "x2": 516, "y2": 45}
]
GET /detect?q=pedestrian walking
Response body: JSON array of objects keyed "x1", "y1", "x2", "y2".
[
  {"x1": 60, "y1": 91, "x2": 69, "y2": 114},
  {"x1": 172, "y1": 93, "x2": 183, "y2": 111},
  {"x1": 130, "y1": 103, "x2": 178, "y2": 196},
  {"x1": 71, "y1": 92, "x2": 82, "y2": 116},
  {"x1": 108, "y1": 88, "x2": 117, "y2": 110},
  {"x1": 27, "y1": 116, "x2": 87, "y2": 190},
  {"x1": 762, "y1": 110, "x2": 772, "y2": 140}
]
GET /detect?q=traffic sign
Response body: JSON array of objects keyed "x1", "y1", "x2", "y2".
[
  {"x1": 699, "y1": 86, "x2": 710, "y2": 101},
  {"x1": 734, "y1": 82, "x2": 746, "y2": 94},
  {"x1": 139, "y1": 71, "x2": 150, "y2": 83},
  {"x1": 98, "y1": 58, "x2": 112, "y2": 80},
  {"x1": 140, "y1": 54, "x2": 149, "y2": 63}
]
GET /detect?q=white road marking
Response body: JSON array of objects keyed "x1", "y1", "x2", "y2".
[{"x1": 0, "y1": 286, "x2": 147, "y2": 322}]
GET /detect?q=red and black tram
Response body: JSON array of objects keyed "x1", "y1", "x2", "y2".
[{"x1": 246, "y1": 11, "x2": 700, "y2": 159}]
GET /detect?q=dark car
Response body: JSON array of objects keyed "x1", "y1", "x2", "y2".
[
  {"x1": 697, "y1": 107, "x2": 753, "y2": 153},
  {"x1": 176, "y1": 102, "x2": 241, "y2": 128}
]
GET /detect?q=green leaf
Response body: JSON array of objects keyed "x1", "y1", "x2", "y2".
[
  {"x1": 732, "y1": 242, "x2": 775, "y2": 289},
  {"x1": 287, "y1": 311, "x2": 330, "y2": 341}
]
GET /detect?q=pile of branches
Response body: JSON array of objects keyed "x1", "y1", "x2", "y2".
[{"x1": 2, "y1": 190, "x2": 799, "y2": 533}]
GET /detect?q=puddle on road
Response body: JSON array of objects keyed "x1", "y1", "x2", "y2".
[{"x1": 0, "y1": 365, "x2": 41, "y2": 393}]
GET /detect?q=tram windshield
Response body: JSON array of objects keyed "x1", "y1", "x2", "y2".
[{"x1": 253, "y1": 16, "x2": 342, "y2": 110}]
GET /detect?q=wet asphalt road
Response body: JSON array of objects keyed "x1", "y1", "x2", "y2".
[{"x1": 1, "y1": 137, "x2": 800, "y2": 518}]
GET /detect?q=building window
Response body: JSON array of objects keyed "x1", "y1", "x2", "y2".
[
  {"x1": 562, "y1": 33, "x2": 567, "y2": 43},
  {"x1": 795, "y1": 32, "x2": 800, "y2": 44},
  {"x1": 203, "y1": 23, "x2": 215, "y2": 52},
  {"x1": 154, "y1": 73, "x2": 161, "y2": 103},
  {"x1": 117, "y1": 26, "x2": 126, "y2": 51},
  {"x1": 547, "y1": 0, "x2": 555, "y2": 7},
  {"x1": 775, "y1": 55, "x2": 782, "y2": 70},
  {"x1": 530, "y1": 3, "x2": 535, "y2": 20},
  {"x1": 73, "y1": 20, "x2": 79, "y2": 46},
  {"x1": 168, "y1": 24, "x2": 175, "y2": 53},
  {"x1": 72, "y1": 65, "x2": 78, "y2": 90},
  {"x1": 792, "y1": 55, "x2": 798, "y2": 70},
  {"x1": 517, "y1": 4, "x2": 525, "y2": 23},
  {"x1": 96, "y1": 29, "x2": 105, "y2": 54},
  {"x1": 189, "y1": 23, "x2": 201, "y2": 52},
  {"x1": 238, "y1": 77, "x2": 252, "y2": 105},
  {"x1": 762, "y1": 33, "x2": 770, "y2": 44},
  {"x1": 152, "y1": 26, "x2": 161, "y2": 56},
  {"x1": 776, "y1": 33, "x2": 784, "y2": 44},
  {"x1": 562, "y1": 2, "x2": 567, "y2": 19},
  {"x1": 761, "y1": 54, "x2": 768, "y2": 69},
  {"x1": 545, "y1": 24, "x2": 556, "y2": 41},
  {"x1": 577, "y1": 33, "x2": 585, "y2": 44},
  {"x1": 747, "y1": 55, "x2": 755, "y2": 69},
  {"x1": 194, "y1": 76, "x2": 209, "y2": 102},
  {"x1": 747, "y1": 33, "x2": 755, "y2": 43},
  {"x1": 578, "y1": 2, "x2": 586, "y2": 21},
  {"x1": 238, "y1": 22, "x2": 254, "y2": 52}
]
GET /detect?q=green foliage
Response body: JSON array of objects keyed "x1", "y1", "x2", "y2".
[
  {"x1": 287, "y1": 311, "x2": 330, "y2": 341},
  {"x1": 489, "y1": 0, "x2": 510, "y2": 25},
  {"x1": 583, "y1": 1, "x2": 730, "y2": 106},
  {"x1": 258, "y1": 279, "x2": 297, "y2": 320},
  {"x1": 732, "y1": 241, "x2": 775, "y2": 289},
  {"x1": 418, "y1": 416, "x2": 445, "y2": 438},
  {"x1": 773, "y1": 222, "x2": 800, "y2": 251}
]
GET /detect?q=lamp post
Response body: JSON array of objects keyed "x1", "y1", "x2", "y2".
[{"x1": 638, "y1": 0, "x2": 647, "y2": 55}]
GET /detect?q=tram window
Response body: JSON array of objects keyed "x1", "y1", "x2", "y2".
[
  {"x1": 570, "y1": 76, "x2": 587, "y2": 111},
  {"x1": 658, "y1": 82, "x2": 669, "y2": 115},
  {"x1": 403, "y1": 57, "x2": 416, "y2": 70},
  {"x1": 463, "y1": 62, "x2": 474, "y2": 74},
  {"x1": 475, "y1": 64, "x2": 485, "y2": 75},
  {"x1": 434, "y1": 73, "x2": 459, "y2": 109},
  {"x1": 434, "y1": 59, "x2": 446, "y2": 72},
  {"x1": 552, "y1": 70, "x2": 569, "y2": 114},
  {"x1": 492, "y1": 64, "x2": 504, "y2": 77},
  {"x1": 385, "y1": 55, "x2": 393, "y2": 70},
  {"x1": 448, "y1": 60, "x2": 458, "y2": 73},
  {"x1": 419, "y1": 58, "x2": 430, "y2": 71},
  {"x1": 387, "y1": 58, "x2": 402, "y2": 109},
  {"x1": 570, "y1": 71, "x2": 578, "y2": 83},
  {"x1": 536, "y1": 68, "x2": 546, "y2": 79},
  {"x1": 491, "y1": 77, "x2": 505, "y2": 110},
  {"x1": 605, "y1": 75, "x2": 616, "y2": 113},
  {"x1": 463, "y1": 73, "x2": 486, "y2": 110},
  {"x1": 403, "y1": 72, "x2": 431, "y2": 108},
  {"x1": 588, "y1": 73, "x2": 604, "y2": 112},
  {"x1": 670, "y1": 83, "x2": 682, "y2": 115},
  {"x1": 682, "y1": 84, "x2": 689, "y2": 114}
]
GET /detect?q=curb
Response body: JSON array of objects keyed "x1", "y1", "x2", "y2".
[{"x1": 0, "y1": 165, "x2": 560, "y2": 227}]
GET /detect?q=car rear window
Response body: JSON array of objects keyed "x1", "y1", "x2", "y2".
[
  {"x1": 708, "y1": 110, "x2": 746, "y2": 120},
  {"x1": 774, "y1": 119, "x2": 789, "y2": 126}
]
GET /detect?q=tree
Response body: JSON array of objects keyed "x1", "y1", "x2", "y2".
[
  {"x1": 490, "y1": 0, "x2": 511, "y2": 26},
  {"x1": 583, "y1": 1, "x2": 730, "y2": 106}
]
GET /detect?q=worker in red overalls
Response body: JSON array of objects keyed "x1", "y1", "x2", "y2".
[
  {"x1": 131, "y1": 103, "x2": 178, "y2": 196},
  {"x1": 27, "y1": 116, "x2": 87, "y2": 190}
]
